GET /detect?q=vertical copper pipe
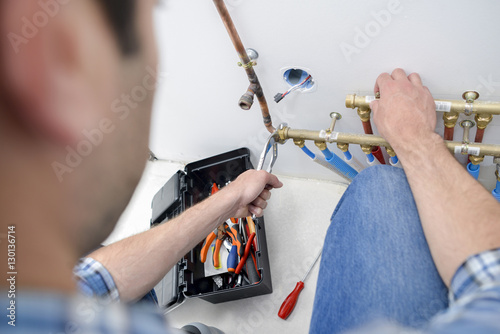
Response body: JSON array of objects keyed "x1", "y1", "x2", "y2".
[
  {"x1": 444, "y1": 127, "x2": 454, "y2": 141},
  {"x1": 474, "y1": 128, "x2": 485, "y2": 144},
  {"x1": 362, "y1": 120, "x2": 373, "y2": 135},
  {"x1": 361, "y1": 120, "x2": 386, "y2": 164},
  {"x1": 213, "y1": 0, "x2": 274, "y2": 133}
]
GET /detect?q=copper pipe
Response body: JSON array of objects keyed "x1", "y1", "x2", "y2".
[
  {"x1": 362, "y1": 120, "x2": 373, "y2": 134},
  {"x1": 357, "y1": 107, "x2": 385, "y2": 164},
  {"x1": 474, "y1": 128, "x2": 485, "y2": 145},
  {"x1": 444, "y1": 127, "x2": 455, "y2": 141},
  {"x1": 213, "y1": 0, "x2": 274, "y2": 133}
]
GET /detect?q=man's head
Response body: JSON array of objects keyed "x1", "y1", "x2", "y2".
[{"x1": 0, "y1": 0, "x2": 158, "y2": 260}]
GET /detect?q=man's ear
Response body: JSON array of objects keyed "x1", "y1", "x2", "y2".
[{"x1": 1, "y1": 0, "x2": 121, "y2": 146}]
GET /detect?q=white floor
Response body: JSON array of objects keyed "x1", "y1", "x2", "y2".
[{"x1": 105, "y1": 160, "x2": 348, "y2": 334}]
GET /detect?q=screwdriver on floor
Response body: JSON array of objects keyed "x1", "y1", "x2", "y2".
[{"x1": 278, "y1": 248, "x2": 322, "y2": 320}]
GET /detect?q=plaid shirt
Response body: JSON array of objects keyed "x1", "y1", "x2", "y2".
[
  {"x1": 427, "y1": 248, "x2": 500, "y2": 333},
  {"x1": 1, "y1": 251, "x2": 499, "y2": 333},
  {"x1": 0, "y1": 257, "x2": 169, "y2": 334}
]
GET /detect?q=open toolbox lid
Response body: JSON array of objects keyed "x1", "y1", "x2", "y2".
[{"x1": 151, "y1": 148, "x2": 272, "y2": 312}]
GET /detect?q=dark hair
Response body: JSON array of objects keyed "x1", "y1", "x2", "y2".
[{"x1": 96, "y1": 0, "x2": 139, "y2": 55}]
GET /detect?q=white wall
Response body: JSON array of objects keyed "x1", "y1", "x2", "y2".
[{"x1": 150, "y1": 0, "x2": 500, "y2": 188}]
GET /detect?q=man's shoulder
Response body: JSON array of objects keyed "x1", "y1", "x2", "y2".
[{"x1": 0, "y1": 291, "x2": 170, "y2": 334}]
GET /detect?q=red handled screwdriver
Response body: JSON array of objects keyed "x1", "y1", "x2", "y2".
[{"x1": 278, "y1": 249, "x2": 322, "y2": 320}]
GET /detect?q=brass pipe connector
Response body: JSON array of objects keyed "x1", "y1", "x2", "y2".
[
  {"x1": 469, "y1": 155, "x2": 485, "y2": 165},
  {"x1": 357, "y1": 107, "x2": 371, "y2": 123},
  {"x1": 337, "y1": 142, "x2": 349, "y2": 153},
  {"x1": 315, "y1": 141, "x2": 328, "y2": 151},
  {"x1": 239, "y1": 84, "x2": 258, "y2": 110},
  {"x1": 360, "y1": 145, "x2": 372, "y2": 155},
  {"x1": 443, "y1": 112, "x2": 459, "y2": 128},
  {"x1": 475, "y1": 113, "x2": 493, "y2": 130},
  {"x1": 386, "y1": 147, "x2": 396, "y2": 158},
  {"x1": 293, "y1": 139, "x2": 305, "y2": 148}
]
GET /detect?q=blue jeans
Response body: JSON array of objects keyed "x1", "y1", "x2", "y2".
[{"x1": 310, "y1": 166, "x2": 448, "y2": 334}]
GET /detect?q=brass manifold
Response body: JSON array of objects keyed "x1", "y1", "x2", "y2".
[
  {"x1": 345, "y1": 93, "x2": 500, "y2": 116},
  {"x1": 276, "y1": 126, "x2": 500, "y2": 158}
]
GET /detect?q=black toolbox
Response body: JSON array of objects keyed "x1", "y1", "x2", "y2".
[{"x1": 151, "y1": 148, "x2": 273, "y2": 311}]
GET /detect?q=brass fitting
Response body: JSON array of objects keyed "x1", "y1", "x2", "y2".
[
  {"x1": 345, "y1": 94, "x2": 356, "y2": 109},
  {"x1": 337, "y1": 142, "x2": 349, "y2": 153},
  {"x1": 443, "y1": 112, "x2": 459, "y2": 128},
  {"x1": 293, "y1": 139, "x2": 305, "y2": 148},
  {"x1": 360, "y1": 144, "x2": 372, "y2": 155},
  {"x1": 357, "y1": 107, "x2": 371, "y2": 123},
  {"x1": 386, "y1": 146, "x2": 396, "y2": 158},
  {"x1": 315, "y1": 141, "x2": 327, "y2": 151},
  {"x1": 469, "y1": 155, "x2": 485, "y2": 165},
  {"x1": 463, "y1": 90, "x2": 480, "y2": 103},
  {"x1": 475, "y1": 113, "x2": 493, "y2": 130}
]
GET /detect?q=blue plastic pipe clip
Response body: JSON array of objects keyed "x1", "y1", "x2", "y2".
[
  {"x1": 467, "y1": 162, "x2": 480, "y2": 180},
  {"x1": 493, "y1": 180, "x2": 500, "y2": 202}
]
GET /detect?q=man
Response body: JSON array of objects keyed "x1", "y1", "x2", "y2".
[
  {"x1": 1, "y1": 1, "x2": 499, "y2": 334},
  {"x1": 0, "y1": 0, "x2": 281, "y2": 332},
  {"x1": 310, "y1": 69, "x2": 500, "y2": 333}
]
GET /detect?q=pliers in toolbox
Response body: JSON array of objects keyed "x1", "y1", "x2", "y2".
[
  {"x1": 225, "y1": 219, "x2": 244, "y2": 272},
  {"x1": 200, "y1": 183, "x2": 225, "y2": 267},
  {"x1": 200, "y1": 225, "x2": 225, "y2": 267}
]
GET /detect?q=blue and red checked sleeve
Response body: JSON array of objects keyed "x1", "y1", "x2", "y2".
[
  {"x1": 73, "y1": 257, "x2": 120, "y2": 302},
  {"x1": 427, "y1": 248, "x2": 500, "y2": 333}
]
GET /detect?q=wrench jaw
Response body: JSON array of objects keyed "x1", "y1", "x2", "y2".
[
  {"x1": 253, "y1": 123, "x2": 287, "y2": 220},
  {"x1": 257, "y1": 123, "x2": 287, "y2": 173}
]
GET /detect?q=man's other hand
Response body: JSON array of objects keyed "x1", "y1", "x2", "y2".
[
  {"x1": 370, "y1": 68, "x2": 442, "y2": 158},
  {"x1": 223, "y1": 170, "x2": 283, "y2": 218}
]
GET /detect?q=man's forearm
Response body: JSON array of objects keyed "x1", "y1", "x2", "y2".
[
  {"x1": 89, "y1": 187, "x2": 237, "y2": 302},
  {"x1": 399, "y1": 133, "x2": 500, "y2": 285},
  {"x1": 87, "y1": 169, "x2": 281, "y2": 302}
]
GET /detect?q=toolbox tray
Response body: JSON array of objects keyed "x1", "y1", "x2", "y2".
[{"x1": 151, "y1": 148, "x2": 273, "y2": 311}]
